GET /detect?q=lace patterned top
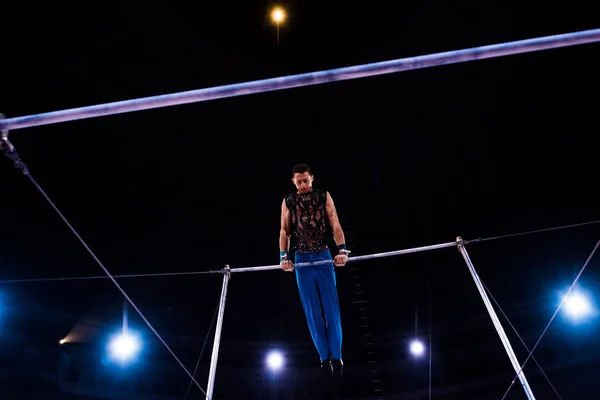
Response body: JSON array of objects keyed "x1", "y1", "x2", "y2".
[{"x1": 284, "y1": 188, "x2": 329, "y2": 254}]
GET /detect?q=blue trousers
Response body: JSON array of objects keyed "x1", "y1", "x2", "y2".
[{"x1": 295, "y1": 250, "x2": 343, "y2": 361}]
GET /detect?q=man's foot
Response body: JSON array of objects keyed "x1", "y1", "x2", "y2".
[
  {"x1": 331, "y1": 358, "x2": 343, "y2": 378},
  {"x1": 320, "y1": 358, "x2": 332, "y2": 377}
]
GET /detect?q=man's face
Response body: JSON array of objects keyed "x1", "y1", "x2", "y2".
[{"x1": 292, "y1": 172, "x2": 314, "y2": 194}]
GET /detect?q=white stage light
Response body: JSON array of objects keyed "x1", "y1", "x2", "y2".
[
  {"x1": 266, "y1": 350, "x2": 284, "y2": 370},
  {"x1": 108, "y1": 332, "x2": 141, "y2": 362},
  {"x1": 410, "y1": 339, "x2": 425, "y2": 357}
]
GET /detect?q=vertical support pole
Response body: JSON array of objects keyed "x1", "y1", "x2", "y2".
[
  {"x1": 206, "y1": 265, "x2": 231, "y2": 400},
  {"x1": 456, "y1": 237, "x2": 536, "y2": 400}
]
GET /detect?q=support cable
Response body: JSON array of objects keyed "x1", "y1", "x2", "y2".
[{"x1": 0, "y1": 133, "x2": 211, "y2": 399}]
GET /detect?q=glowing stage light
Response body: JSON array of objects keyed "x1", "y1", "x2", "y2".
[
  {"x1": 563, "y1": 290, "x2": 593, "y2": 321},
  {"x1": 270, "y1": 7, "x2": 286, "y2": 24},
  {"x1": 108, "y1": 332, "x2": 141, "y2": 363},
  {"x1": 409, "y1": 339, "x2": 425, "y2": 356},
  {"x1": 270, "y1": 6, "x2": 286, "y2": 47},
  {"x1": 266, "y1": 350, "x2": 284, "y2": 370}
]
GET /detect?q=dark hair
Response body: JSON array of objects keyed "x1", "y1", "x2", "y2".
[{"x1": 292, "y1": 163, "x2": 312, "y2": 176}]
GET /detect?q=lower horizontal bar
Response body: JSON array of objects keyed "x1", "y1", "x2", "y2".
[
  {"x1": 0, "y1": 241, "x2": 457, "y2": 282},
  {"x1": 228, "y1": 241, "x2": 456, "y2": 273}
]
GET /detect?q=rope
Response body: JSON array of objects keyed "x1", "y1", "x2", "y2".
[
  {"x1": 0, "y1": 138, "x2": 211, "y2": 399},
  {"x1": 465, "y1": 220, "x2": 600, "y2": 244},
  {"x1": 349, "y1": 257, "x2": 383, "y2": 398},
  {"x1": 500, "y1": 236, "x2": 600, "y2": 400},
  {"x1": 184, "y1": 301, "x2": 220, "y2": 400},
  {"x1": 0, "y1": 270, "x2": 218, "y2": 284},
  {"x1": 478, "y1": 280, "x2": 563, "y2": 399},
  {"x1": 428, "y1": 274, "x2": 432, "y2": 400}
]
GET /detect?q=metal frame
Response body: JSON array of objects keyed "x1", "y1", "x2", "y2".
[
  {"x1": 204, "y1": 238, "x2": 535, "y2": 400},
  {"x1": 457, "y1": 237, "x2": 535, "y2": 400}
]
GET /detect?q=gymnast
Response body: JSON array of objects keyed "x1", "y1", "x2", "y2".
[{"x1": 279, "y1": 163, "x2": 350, "y2": 377}]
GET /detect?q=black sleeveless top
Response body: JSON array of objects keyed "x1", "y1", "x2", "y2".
[{"x1": 284, "y1": 188, "x2": 329, "y2": 254}]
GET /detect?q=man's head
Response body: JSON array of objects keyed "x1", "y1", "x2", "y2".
[{"x1": 291, "y1": 163, "x2": 314, "y2": 194}]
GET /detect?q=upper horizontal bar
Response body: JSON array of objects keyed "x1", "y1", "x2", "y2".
[
  {"x1": 1, "y1": 28, "x2": 599, "y2": 132},
  {"x1": 228, "y1": 241, "x2": 457, "y2": 273}
]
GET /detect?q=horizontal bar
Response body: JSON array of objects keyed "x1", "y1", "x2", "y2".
[
  {"x1": 1, "y1": 28, "x2": 599, "y2": 131},
  {"x1": 228, "y1": 241, "x2": 457, "y2": 273},
  {"x1": 0, "y1": 241, "x2": 456, "y2": 283}
]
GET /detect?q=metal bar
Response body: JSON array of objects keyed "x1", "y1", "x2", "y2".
[
  {"x1": 1, "y1": 29, "x2": 599, "y2": 131},
  {"x1": 205, "y1": 265, "x2": 231, "y2": 400},
  {"x1": 0, "y1": 241, "x2": 456, "y2": 282},
  {"x1": 228, "y1": 241, "x2": 457, "y2": 273},
  {"x1": 456, "y1": 237, "x2": 536, "y2": 400}
]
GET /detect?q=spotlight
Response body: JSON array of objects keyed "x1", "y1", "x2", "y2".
[
  {"x1": 266, "y1": 350, "x2": 284, "y2": 370},
  {"x1": 563, "y1": 290, "x2": 594, "y2": 321},
  {"x1": 108, "y1": 332, "x2": 141, "y2": 363},
  {"x1": 409, "y1": 339, "x2": 425, "y2": 357}
]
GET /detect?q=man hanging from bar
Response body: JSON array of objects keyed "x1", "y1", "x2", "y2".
[{"x1": 279, "y1": 163, "x2": 350, "y2": 378}]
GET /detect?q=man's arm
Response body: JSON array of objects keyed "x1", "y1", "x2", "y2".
[
  {"x1": 280, "y1": 198, "x2": 291, "y2": 252},
  {"x1": 326, "y1": 192, "x2": 349, "y2": 267},
  {"x1": 280, "y1": 198, "x2": 294, "y2": 271},
  {"x1": 325, "y1": 192, "x2": 346, "y2": 246}
]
